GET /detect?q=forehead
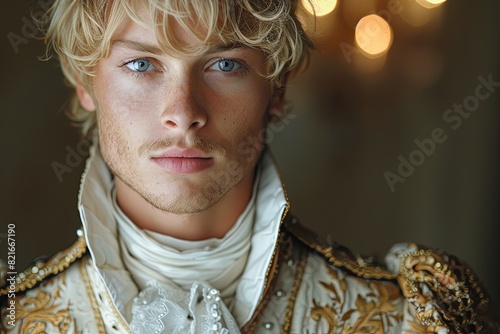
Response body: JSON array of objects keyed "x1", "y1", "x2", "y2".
[{"x1": 109, "y1": 3, "x2": 248, "y2": 58}]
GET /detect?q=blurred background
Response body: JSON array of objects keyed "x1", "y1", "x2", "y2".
[{"x1": 1, "y1": 0, "x2": 499, "y2": 320}]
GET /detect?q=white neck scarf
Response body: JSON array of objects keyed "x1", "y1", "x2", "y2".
[{"x1": 113, "y1": 171, "x2": 260, "y2": 333}]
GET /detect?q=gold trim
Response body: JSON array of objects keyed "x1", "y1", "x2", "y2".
[
  {"x1": 261, "y1": 149, "x2": 291, "y2": 295},
  {"x1": 398, "y1": 248, "x2": 490, "y2": 333},
  {"x1": 86, "y1": 259, "x2": 131, "y2": 332},
  {"x1": 283, "y1": 218, "x2": 397, "y2": 280},
  {"x1": 240, "y1": 207, "x2": 290, "y2": 333},
  {"x1": 261, "y1": 204, "x2": 290, "y2": 292},
  {"x1": 79, "y1": 258, "x2": 106, "y2": 333},
  {"x1": 0, "y1": 232, "x2": 87, "y2": 296},
  {"x1": 281, "y1": 244, "x2": 308, "y2": 334},
  {"x1": 241, "y1": 148, "x2": 292, "y2": 332},
  {"x1": 240, "y1": 243, "x2": 281, "y2": 334}
]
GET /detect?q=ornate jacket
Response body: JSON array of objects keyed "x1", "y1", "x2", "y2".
[{"x1": 1, "y1": 148, "x2": 497, "y2": 333}]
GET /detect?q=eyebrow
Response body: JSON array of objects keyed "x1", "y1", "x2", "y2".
[
  {"x1": 111, "y1": 39, "x2": 244, "y2": 55},
  {"x1": 112, "y1": 40, "x2": 164, "y2": 54}
]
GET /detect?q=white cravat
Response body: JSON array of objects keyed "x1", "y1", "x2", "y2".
[{"x1": 113, "y1": 171, "x2": 260, "y2": 333}]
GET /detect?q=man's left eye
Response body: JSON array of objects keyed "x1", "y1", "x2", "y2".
[
  {"x1": 125, "y1": 59, "x2": 156, "y2": 73},
  {"x1": 210, "y1": 59, "x2": 242, "y2": 72}
]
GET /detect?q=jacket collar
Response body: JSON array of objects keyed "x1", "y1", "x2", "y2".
[{"x1": 77, "y1": 144, "x2": 290, "y2": 325}]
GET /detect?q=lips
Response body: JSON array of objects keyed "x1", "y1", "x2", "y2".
[{"x1": 151, "y1": 148, "x2": 214, "y2": 174}]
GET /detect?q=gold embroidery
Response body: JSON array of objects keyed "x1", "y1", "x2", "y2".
[
  {"x1": 241, "y1": 231, "x2": 289, "y2": 333},
  {"x1": 241, "y1": 195, "x2": 290, "y2": 333},
  {"x1": 404, "y1": 302, "x2": 436, "y2": 334},
  {"x1": 398, "y1": 248, "x2": 491, "y2": 333},
  {"x1": 281, "y1": 245, "x2": 308, "y2": 334},
  {"x1": 283, "y1": 218, "x2": 396, "y2": 280},
  {"x1": 6, "y1": 287, "x2": 75, "y2": 333},
  {"x1": 350, "y1": 295, "x2": 381, "y2": 333},
  {"x1": 0, "y1": 232, "x2": 87, "y2": 296},
  {"x1": 311, "y1": 263, "x2": 403, "y2": 333},
  {"x1": 79, "y1": 258, "x2": 106, "y2": 333},
  {"x1": 85, "y1": 258, "x2": 130, "y2": 332},
  {"x1": 348, "y1": 283, "x2": 400, "y2": 333},
  {"x1": 311, "y1": 299, "x2": 337, "y2": 333},
  {"x1": 261, "y1": 150, "x2": 292, "y2": 308}
]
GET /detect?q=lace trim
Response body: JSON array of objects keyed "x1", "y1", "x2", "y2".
[{"x1": 130, "y1": 282, "x2": 240, "y2": 334}]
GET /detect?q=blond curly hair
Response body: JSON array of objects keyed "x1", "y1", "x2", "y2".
[{"x1": 43, "y1": 0, "x2": 312, "y2": 136}]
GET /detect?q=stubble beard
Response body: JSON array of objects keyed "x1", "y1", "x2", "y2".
[
  {"x1": 97, "y1": 108, "x2": 267, "y2": 215},
  {"x1": 113, "y1": 168, "x2": 244, "y2": 215},
  {"x1": 100, "y1": 136, "x2": 253, "y2": 215}
]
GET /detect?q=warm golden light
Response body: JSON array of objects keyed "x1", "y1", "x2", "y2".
[
  {"x1": 301, "y1": 0, "x2": 338, "y2": 17},
  {"x1": 401, "y1": 0, "x2": 443, "y2": 27},
  {"x1": 355, "y1": 15, "x2": 393, "y2": 58},
  {"x1": 416, "y1": 0, "x2": 447, "y2": 9}
]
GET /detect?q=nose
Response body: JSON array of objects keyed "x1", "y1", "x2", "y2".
[{"x1": 160, "y1": 77, "x2": 207, "y2": 133}]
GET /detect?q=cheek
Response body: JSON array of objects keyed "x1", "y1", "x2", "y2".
[
  {"x1": 94, "y1": 76, "x2": 159, "y2": 136},
  {"x1": 238, "y1": 89, "x2": 271, "y2": 136},
  {"x1": 212, "y1": 81, "x2": 271, "y2": 131}
]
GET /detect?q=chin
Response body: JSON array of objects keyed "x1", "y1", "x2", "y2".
[{"x1": 144, "y1": 191, "x2": 223, "y2": 215}]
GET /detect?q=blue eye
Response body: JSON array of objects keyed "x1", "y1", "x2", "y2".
[
  {"x1": 126, "y1": 59, "x2": 155, "y2": 72},
  {"x1": 211, "y1": 59, "x2": 242, "y2": 72}
]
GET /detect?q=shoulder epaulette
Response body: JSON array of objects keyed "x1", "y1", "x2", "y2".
[
  {"x1": 0, "y1": 229, "x2": 87, "y2": 296},
  {"x1": 396, "y1": 246, "x2": 497, "y2": 333},
  {"x1": 282, "y1": 215, "x2": 396, "y2": 280}
]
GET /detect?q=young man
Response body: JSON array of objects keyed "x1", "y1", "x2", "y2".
[{"x1": 0, "y1": 0, "x2": 497, "y2": 333}]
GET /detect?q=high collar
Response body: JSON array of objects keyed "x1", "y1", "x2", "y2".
[{"x1": 77, "y1": 144, "x2": 290, "y2": 326}]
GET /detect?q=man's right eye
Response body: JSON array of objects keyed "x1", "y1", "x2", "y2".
[{"x1": 125, "y1": 59, "x2": 156, "y2": 73}]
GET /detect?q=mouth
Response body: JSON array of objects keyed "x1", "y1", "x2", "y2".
[{"x1": 151, "y1": 148, "x2": 214, "y2": 174}]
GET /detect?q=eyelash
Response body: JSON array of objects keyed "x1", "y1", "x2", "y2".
[
  {"x1": 120, "y1": 58, "x2": 160, "y2": 79},
  {"x1": 210, "y1": 58, "x2": 249, "y2": 77},
  {"x1": 119, "y1": 57, "x2": 249, "y2": 79}
]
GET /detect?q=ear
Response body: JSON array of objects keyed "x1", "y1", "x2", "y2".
[{"x1": 76, "y1": 85, "x2": 96, "y2": 112}]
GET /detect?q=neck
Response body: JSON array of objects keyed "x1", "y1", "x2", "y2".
[{"x1": 114, "y1": 170, "x2": 255, "y2": 241}]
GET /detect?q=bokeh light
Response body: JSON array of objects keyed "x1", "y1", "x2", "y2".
[
  {"x1": 416, "y1": 0, "x2": 447, "y2": 9},
  {"x1": 355, "y1": 15, "x2": 393, "y2": 59},
  {"x1": 400, "y1": 0, "x2": 443, "y2": 27},
  {"x1": 301, "y1": 0, "x2": 338, "y2": 17}
]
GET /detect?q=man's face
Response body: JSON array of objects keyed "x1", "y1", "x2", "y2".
[{"x1": 79, "y1": 14, "x2": 284, "y2": 214}]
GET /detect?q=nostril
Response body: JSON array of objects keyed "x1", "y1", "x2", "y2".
[
  {"x1": 190, "y1": 120, "x2": 202, "y2": 128},
  {"x1": 163, "y1": 120, "x2": 177, "y2": 127},
  {"x1": 160, "y1": 108, "x2": 207, "y2": 131}
]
